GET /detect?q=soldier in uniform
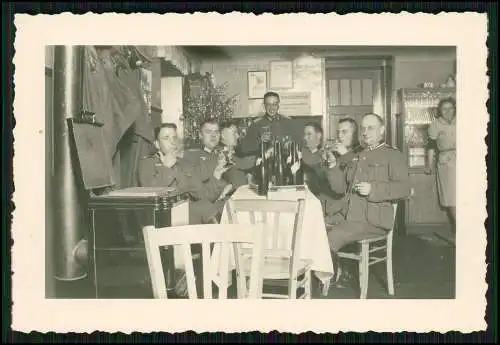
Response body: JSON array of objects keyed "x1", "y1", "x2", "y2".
[
  {"x1": 325, "y1": 113, "x2": 411, "y2": 283},
  {"x1": 219, "y1": 120, "x2": 262, "y2": 188},
  {"x1": 323, "y1": 117, "x2": 363, "y2": 225},
  {"x1": 239, "y1": 91, "x2": 297, "y2": 155},
  {"x1": 182, "y1": 119, "x2": 234, "y2": 221},
  {"x1": 137, "y1": 123, "x2": 221, "y2": 225},
  {"x1": 299, "y1": 122, "x2": 341, "y2": 213}
]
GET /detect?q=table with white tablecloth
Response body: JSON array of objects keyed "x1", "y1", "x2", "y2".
[{"x1": 210, "y1": 185, "x2": 334, "y2": 290}]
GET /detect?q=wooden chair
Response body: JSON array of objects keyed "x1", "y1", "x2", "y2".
[
  {"x1": 336, "y1": 203, "x2": 398, "y2": 299},
  {"x1": 225, "y1": 198, "x2": 310, "y2": 299},
  {"x1": 142, "y1": 224, "x2": 266, "y2": 299}
]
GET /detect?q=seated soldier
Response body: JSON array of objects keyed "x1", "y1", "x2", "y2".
[
  {"x1": 137, "y1": 122, "x2": 225, "y2": 225},
  {"x1": 182, "y1": 119, "x2": 234, "y2": 222},
  {"x1": 299, "y1": 122, "x2": 353, "y2": 224},
  {"x1": 219, "y1": 120, "x2": 265, "y2": 188},
  {"x1": 323, "y1": 117, "x2": 363, "y2": 225},
  {"x1": 324, "y1": 113, "x2": 411, "y2": 285}
]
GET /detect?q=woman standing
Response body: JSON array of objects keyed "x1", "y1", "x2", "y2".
[{"x1": 428, "y1": 97, "x2": 456, "y2": 229}]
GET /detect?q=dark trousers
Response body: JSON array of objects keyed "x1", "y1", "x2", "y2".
[{"x1": 327, "y1": 221, "x2": 387, "y2": 253}]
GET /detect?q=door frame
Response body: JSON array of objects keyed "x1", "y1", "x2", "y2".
[{"x1": 324, "y1": 56, "x2": 394, "y2": 144}]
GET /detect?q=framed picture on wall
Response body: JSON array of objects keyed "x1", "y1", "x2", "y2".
[
  {"x1": 269, "y1": 60, "x2": 294, "y2": 89},
  {"x1": 248, "y1": 71, "x2": 267, "y2": 99}
]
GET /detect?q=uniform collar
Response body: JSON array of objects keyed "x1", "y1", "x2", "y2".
[
  {"x1": 440, "y1": 116, "x2": 456, "y2": 125},
  {"x1": 366, "y1": 142, "x2": 386, "y2": 151},
  {"x1": 265, "y1": 114, "x2": 280, "y2": 122}
]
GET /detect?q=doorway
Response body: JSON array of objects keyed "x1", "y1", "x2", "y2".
[{"x1": 325, "y1": 57, "x2": 393, "y2": 144}]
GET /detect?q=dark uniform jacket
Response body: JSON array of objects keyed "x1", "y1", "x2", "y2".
[
  {"x1": 240, "y1": 114, "x2": 296, "y2": 155},
  {"x1": 224, "y1": 148, "x2": 258, "y2": 188},
  {"x1": 301, "y1": 146, "x2": 361, "y2": 219},
  {"x1": 325, "y1": 143, "x2": 411, "y2": 231},
  {"x1": 137, "y1": 153, "x2": 199, "y2": 194},
  {"x1": 137, "y1": 153, "x2": 222, "y2": 224},
  {"x1": 182, "y1": 147, "x2": 231, "y2": 203}
]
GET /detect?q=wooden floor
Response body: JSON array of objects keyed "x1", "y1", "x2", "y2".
[{"x1": 52, "y1": 228, "x2": 456, "y2": 300}]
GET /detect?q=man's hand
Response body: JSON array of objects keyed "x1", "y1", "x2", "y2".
[
  {"x1": 265, "y1": 147, "x2": 274, "y2": 159},
  {"x1": 326, "y1": 151, "x2": 337, "y2": 169},
  {"x1": 158, "y1": 151, "x2": 177, "y2": 168},
  {"x1": 354, "y1": 182, "x2": 372, "y2": 196},
  {"x1": 333, "y1": 142, "x2": 348, "y2": 156},
  {"x1": 213, "y1": 152, "x2": 230, "y2": 180},
  {"x1": 218, "y1": 184, "x2": 234, "y2": 201}
]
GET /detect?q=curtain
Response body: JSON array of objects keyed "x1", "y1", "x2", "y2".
[{"x1": 82, "y1": 46, "x2": 155, "y2": 189}]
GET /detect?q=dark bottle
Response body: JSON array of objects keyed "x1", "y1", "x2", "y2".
[
  {"x1": 275, "y1": 140, "x2": 284, "y2": 186},
  {"x1": 257, "y1": 140, "x2": 270, "y2": 196}
]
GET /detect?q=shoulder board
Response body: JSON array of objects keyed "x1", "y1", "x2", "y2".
[
  {"x1": 253, "y1": 117, "x2": 265, "y2": 123},
  {"x1": 280, "y1": 114, "x2": 292, "y2": 120},
  {"x1": 384, "y1": 144, "x2": 399, "y2": 150}
]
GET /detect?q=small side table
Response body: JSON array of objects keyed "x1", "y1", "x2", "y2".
[{"x1": 87, "y1": 188, "x2": 190, "y2": 298}]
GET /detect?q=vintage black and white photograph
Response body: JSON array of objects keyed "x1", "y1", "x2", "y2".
[{"x1": 12, "y1": 13, "x2": 488, "y2": 333}]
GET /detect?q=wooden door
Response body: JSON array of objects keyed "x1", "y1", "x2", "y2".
[{"x1": 326, "y1": 68, "x2": 383, "y2": 141}]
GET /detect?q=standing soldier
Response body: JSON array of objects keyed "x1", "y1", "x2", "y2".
[{"x1": 239, "y1": 91, "x2": 297, "y2": 155}]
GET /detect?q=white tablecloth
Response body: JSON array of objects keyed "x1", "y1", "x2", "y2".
[{"x1": 210, "y1": 185, "x2": 334, "y2": 287}]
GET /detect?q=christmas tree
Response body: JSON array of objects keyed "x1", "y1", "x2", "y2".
[{"x1": 182, "y1": 72, "x2": 239, "y2": 148}]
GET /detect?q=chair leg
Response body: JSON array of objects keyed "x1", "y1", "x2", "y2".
[
  {"x1": 305, "y1": 270, "x2": 312, "y2": 299},
  {"x1": 386, "y1": 245, "x2": 395, "y2": 296},
  {"x1": 359, "y1": 243, "x2": 369, "y2": 299}
]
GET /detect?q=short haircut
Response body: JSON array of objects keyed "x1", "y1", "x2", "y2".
[
  {"x1": 304, "y1": 121, "x2": 323, "y2": 136},
  {"x1": 362, "y1": 113, "x2": 385, "y2": 126},
  {"x1": 263, "y1": 91, "x2": 280, "y2": 103},
  {"x1": 338, "y1": 117, "x2": 360, "y2": 147},
  {"x1": 220, "y1": 120, "x2": 237, "y2": 131},
  {"x1": 199, "y1": 118, "x2": 219, "y2": 130},
  {"x1": 436, "y1": 97, "x2": 456, "y2": 118},
  {"x1": 154, "y1": 123, "x2": 177, "y2": 140}
]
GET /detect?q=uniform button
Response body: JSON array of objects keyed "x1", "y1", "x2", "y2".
[{"x1": 362, "y1": 157, "x2": 366, "y2": 160}]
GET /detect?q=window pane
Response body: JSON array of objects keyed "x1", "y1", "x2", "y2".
[
  {"x1": 362, "y1": 79, "x2": 373, "y2": 105},
  {"x1": 329, "y1": 79, "x2": 339, "y2": 106},
  {"x1": 340, "y1": 79, "x2": 351, "y2": 106},
  {"x1": 351, "y1": 79, "x2": 362, "y2": 105}
]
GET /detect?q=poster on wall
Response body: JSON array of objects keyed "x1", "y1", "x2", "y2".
[
  {"x1": 275, "y1": 91, "x2": 311, "y2": 117},
  {"x1": 269, "y1": 60, "x2": 294, "y2": 89},
  {"x1": 247, "y1": 71, "x2": 267, "y2": 99}
]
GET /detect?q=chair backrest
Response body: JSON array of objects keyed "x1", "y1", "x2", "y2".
[
  {"x1": 224, "y1": 198, "x2": 307, "y2": 279},
  {"x1": 142, "y1": 223, "x2": 266, "y2": 299}
]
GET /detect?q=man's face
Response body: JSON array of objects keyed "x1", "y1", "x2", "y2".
[
  {"x1": 440, "y1": 101, "x2": 456, "y2": 121},
  {"x1": 155, "y1": 127, "x2": 178, "y2": 155},
  {"x1": 303, "y1": 126, "x2": 322, "y2": 151},
  {"x1": 361, "y1": 115, "x2": 385, "y2": 148},
  {"x1": 200, "y1": 123, "x2": 220, "y2": 149},
  {"x1": 264, "y1": 95, "x2": 280, "y2": 118},
  {"x1": 221, "y1": 125, "x2": 239, "y2": 147},
  {"x1": 337, "y1": 121, "x2": 355, "y2": 148}
]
